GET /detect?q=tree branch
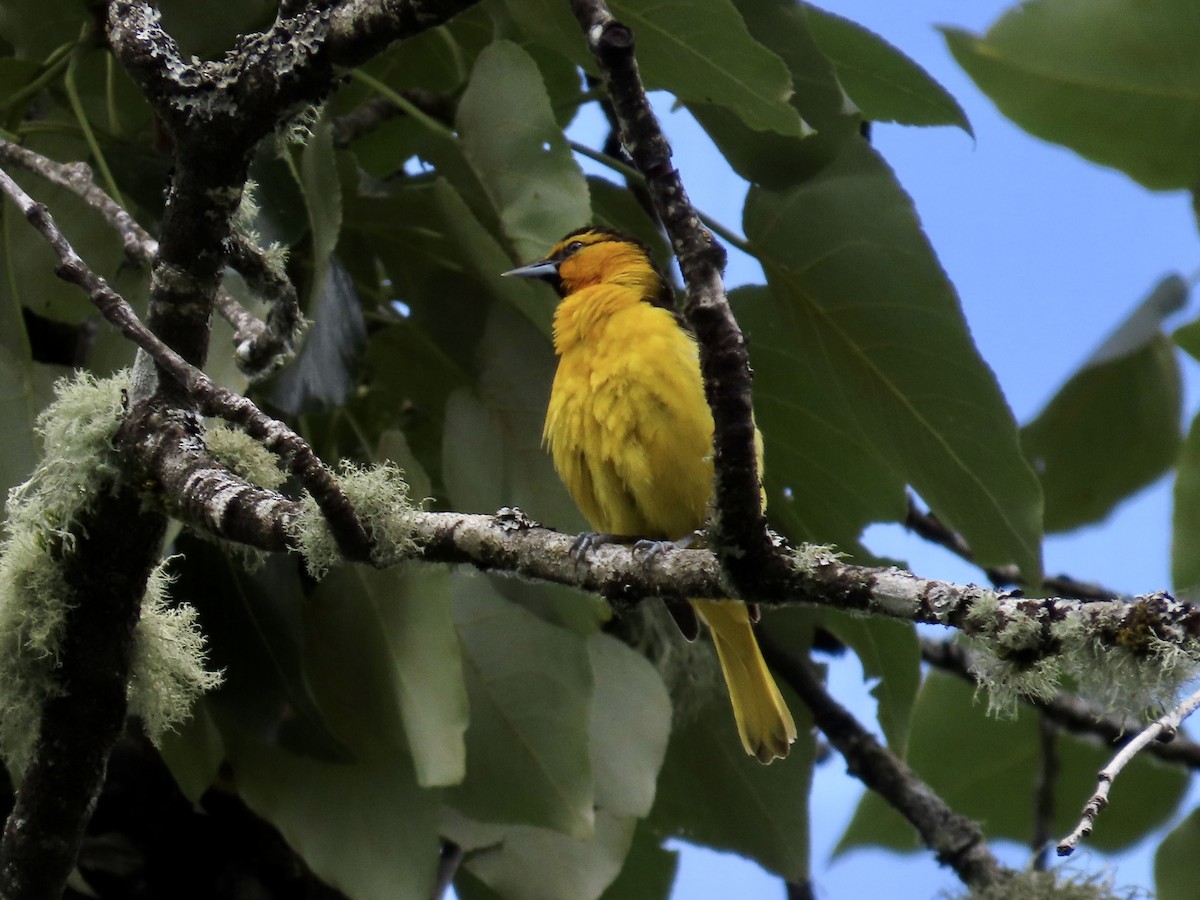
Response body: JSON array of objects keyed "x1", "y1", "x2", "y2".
[
  {"x1": 567, "y1": 0, "x2": 780, "y2": 595},
  {"x1": 762, "y1": 642, "x2": 1012, "y2": 891},
  {"x1": 0, "y1": 164, "x2": 371, "y2": 563},
  {"x1": 905, "y1": 498, "x2": 1115, "y2": 602},
  {"x1": 1058, "y1": 684, "x2": 1200, "y2": 856},
  {"x1": 0, "y1": 486, "x2": 165, "y2": 900}
]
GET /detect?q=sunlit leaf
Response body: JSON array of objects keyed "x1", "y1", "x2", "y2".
[
  {"x1": 944, "y1": 0, "x2": 1200, "y2": 190},
  {"x1": 446, "y1": 572, "x2": 595, "y2": 838},
  {"x1": 744, "y1": 138, "x2": 1043, "y2": 580},
  {"x1": 1024, "y1": 275, "x2": 1186, "y2": 534},
  {"x1": 457, "y1": 40, "x2": 591, "y2": 262},
  {"x1": 803, "y1": 4, "x2": 971, "y2": 133}
]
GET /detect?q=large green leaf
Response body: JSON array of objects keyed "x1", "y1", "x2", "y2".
[
  {"x1": 1023, "y1": 275, "x2": 1185, "y2": 534},
  {"x1": 304, "y1": 564, "x2": 468, "y2": 788},
  {"x1": 0, "y1": 347, "x2": 57, "y2": 510},
  {"x1": 648, "y1": 673, "x2": 813, "y2": 880},
  {"x1": 458, "y1": 810, "x2": 637, "y2": 900},
  {"x1": 457, "y1": 40, "x2": 591, "y2": 262},
  {"x1": 944, "y1": 0, "x2": 1200, "y2": 190},
  {"x1": 838, "y1": 671, "x2": 1187, "y2": 854},
  {"x1": 442, "y1": 633, "x2": 670, "y2": 899},
  {"x1": 1156, "y1": 806, "x2": 1200, "y2": 900},
  {"x1": 1172, "y1": 409, "x2": 1200, "y2": 595},
  {"x1": 688, "y1": 0, "x2": 858, "y2": 189},
  {"x1": 803, "y1": 4, "x2": 970, "y2": 133},
  {"x1": 586, "y1": 633, "x2": 672, "y2": 817},
  {"x1": 608, "y1": 0, "x2": 805, "y2": 138},
  {"x1": 597, "y1": 822, "x2": 678, "y2": 900},
  {"x1": 498, "y1": 0, "x2": 804, "y2": 139},
  {"x1": 446, "y1": 572, "x2": 595, "y2": 838},
  {"x1": 744, "y1": 138, "x2": 1044, "y2": 580},
  {"x1": 230, "y1": 735, "x2": 439, "y2": 900}
]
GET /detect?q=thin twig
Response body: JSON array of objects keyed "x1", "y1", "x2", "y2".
[
  {"x1": 1058, "y1": 684, "x2": 1200, "y2": 855},
  {"x1": 0, "y1": 163, "x2": 371, "y2": 562},
  {"x1": 0, "y1": 137, "x2": 300, "y2": 374}
]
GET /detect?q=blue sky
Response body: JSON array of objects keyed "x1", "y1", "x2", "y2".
[{"x1": 633, "y1": 1, "x2": 1200, "y2": 897}]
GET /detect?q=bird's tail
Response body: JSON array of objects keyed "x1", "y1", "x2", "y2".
[{"x1": 692, "y1": 599, "x2": 796, "y2": 764}]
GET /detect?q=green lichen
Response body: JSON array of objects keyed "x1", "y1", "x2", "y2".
[
  {"x1": 0, "y1": 371, "x2": 221, "y2": 772},
  {"x1": 204, "y1": 421, "x2": 287, "y2": 490},
  {"x1": 290, "y1": 461, "x2": 418, "y2": 577},
  {"x1": 965, "y1": 596, "x2": 1199, "y2": 722},
  {"x1": 128, "y1": 559, "x2": 223, "y2": 742},
  {"x1": 944, "y1": 867, "x2": 1145, "y2": 900}
]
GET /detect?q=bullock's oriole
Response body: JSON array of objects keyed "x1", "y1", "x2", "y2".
[{"x1": 505, "y1": 227, "x2": 795, "y2": 763}]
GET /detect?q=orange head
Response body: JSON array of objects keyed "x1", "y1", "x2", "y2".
[{"x1": 503, "y1": 227, "x2": 675, "y2": 310}]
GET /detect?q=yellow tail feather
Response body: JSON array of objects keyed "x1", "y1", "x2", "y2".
[{"x1": 692, "y1": 599, "x2": 796, "y2": 764}]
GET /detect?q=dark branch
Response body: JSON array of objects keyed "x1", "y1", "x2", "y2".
[
  {"x1": 905, "y1": 498, "x2": 1116, "y2": 602},
  {"x1": 567, "y1": 0, "x2": 780, "y2": 596},
  {"x1": 762, "y1": 642, "x2": 1013, "y2": 891},
  {"x1": 0, "y1": 487, "x2": 165, "y2": 900}
]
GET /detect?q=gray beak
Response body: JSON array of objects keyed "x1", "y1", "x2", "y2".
[{"x1": 502, "y1": 259, "x2": 560, "y2": 280}]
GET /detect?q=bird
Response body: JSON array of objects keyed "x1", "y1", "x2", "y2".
[{"x1": 503, "y1": 226, "x2": 796, "y2": 764}]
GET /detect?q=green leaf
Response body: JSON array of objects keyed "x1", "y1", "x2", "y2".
[
  {"x1": 587, "y1": 633, "x2": 672, "y2": 817},
  {"x1": 1024, "y1": 276, "x2": 1186, "y2": 534},
  {"x1": 1172, "y1": 409, "x2": 1200, "y2": 594},
  {"x1": 348, "y1": 179, "x2": 554, "y2": 337},
  {"x1": 0, "y1": 0, "x2": 83, "y2": 59},
  {"x1": 1156, "y1": 806, "x2": 1200, "y2": 900},
  {"x1": 687, "y1": 0, "x2": 858, "y2": 188},
  {"x1": 442, "y1": 300, "x2": 584, "y2": 531},
  {"x1": 297, "y1": 109, "x2": 343, "y2": 301},
  {"x1": 733, "y1": 286, "x2": 903, "y2": 553},
  {"x1": 743, "y1": 138, "x2": 1043, "y2": 580},
  {"x1": 944, "y1": 0, "x2": 1200, "y2": 190},
  {"x1": 446, "y1": 572, "x2": 595, "y2": 838},
  {"x1": 175, "y1": 539, "x2": 351, "y2": 762},
  {"x1": 229, "y1": 736, "x2": 439, "y2": 900},
  {"x1": 803, "y1": 5, "x2": 971, "y2": 134},
  {"x1": 0, "y1": 347, "x2": 57, "y2": 509},
  {"x1": 608, "y1": 0, "x2": 806, "y2": 138},
  {"x1": 598, "y1": 822, "x2": 679, "y2": 900},
  {"x1": 838, "y1": 671, "x2": 1187, "y2": 854},
  {"x1": 820, "y1": 613, "x2": 919, "y2": 755},
  {"x1": 648, "y1": 673, "x2": 813, "y2": 880},
  {"x1": 158, "y1": 698, "x2": 226, "y2": 804},
  {"x1": 304, "y1": 564, "x2": 468, "y2": 787},
  {"x1": 457, "y1": 40, "x2": 591, "y2": 262},
  {"x1": 461, "y1": 810, "x2": 637, "y2": 900}
]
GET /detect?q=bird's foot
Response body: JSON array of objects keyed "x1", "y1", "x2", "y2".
[{"x1": 570, "y1": 531, "x2": 624, "y2": 562}]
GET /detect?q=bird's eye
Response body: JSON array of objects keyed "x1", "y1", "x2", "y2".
[{"x1": 564, "y1": 240, "x2": 585, "y2": 254}]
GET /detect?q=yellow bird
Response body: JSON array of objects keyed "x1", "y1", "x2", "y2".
[{"x1": 504, "y1": 227, "x2": 796, "y2": 763}]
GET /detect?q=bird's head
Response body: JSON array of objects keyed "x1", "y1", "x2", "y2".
[{"x1": 503, "y1": 227, "x2": 675, "y2": 310}]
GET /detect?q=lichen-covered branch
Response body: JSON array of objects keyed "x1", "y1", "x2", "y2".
[
  {"x1": 762, "y1": 643, "x2": 1013, "y2": 891},
  {"x1": 0, "y1": 165, "x2": 371, "y2": 562},
  {"x1": 567, "y1": 0, "x2": 779, "y2": 595}
]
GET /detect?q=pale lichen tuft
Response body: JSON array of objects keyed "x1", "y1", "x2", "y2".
[
  {"x1": 127, "y1": 559, "x2": 223, "y2": 742},
  {"x1": 290, "y1": 461, "x2": 418, "y2": 577},
  {"x1": 204, "y1": 421, "x2": 287, "y2": 490}
]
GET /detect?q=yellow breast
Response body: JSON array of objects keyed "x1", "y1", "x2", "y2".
[{"x1": 543, "y1": 284, "x2": 714, "y2": 540}]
